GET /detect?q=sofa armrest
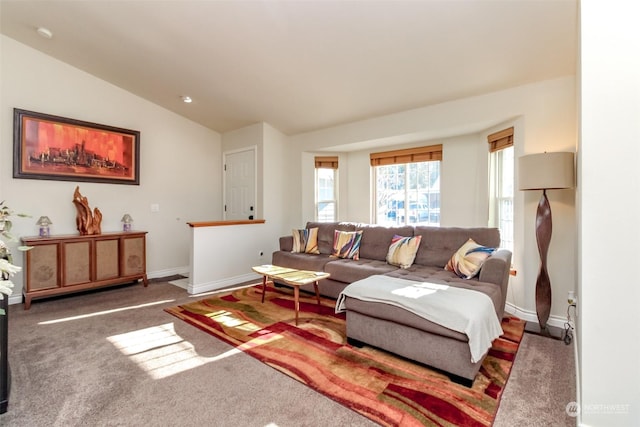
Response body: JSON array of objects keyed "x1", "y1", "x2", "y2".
[
  {"x1": 279, "y1": 236, "x2": 293, "y2": 252},
  {"x1": 478, "y1": 249, "x2": 512, "y2": 317}
]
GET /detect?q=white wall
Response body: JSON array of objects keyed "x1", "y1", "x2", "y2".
[
  {"x1": 0, "y1": 35, "x2": 222, "y2": 299},
  {"x1": 344, "y1": 150, "x2": 369, "y2": 223},
  {"x1": 440, "y1": 133, "x2": 489, "y2": 227},
  {"x1": 262, "y1": 123, "x2": 289, "y2": 237},
  {"x1": 189, "y1": 222, "x2": 272, "y2": 293},
  {"x1": 289, "y1": 77, "x2": 577, "y2": 326},
  {"x1": 580, "y1": 1, "x2": 640, "y2": 425}
]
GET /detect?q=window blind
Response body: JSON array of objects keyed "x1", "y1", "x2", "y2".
[
  {"x1": 370, "y1": 144, "x2": 442, "y2": 166},
  {"x1": 314, "y1": 156, "x2": 339, "y2": 169},
  {"x1": 488, "y1": 127, "x2": 514, "y2": 152}
]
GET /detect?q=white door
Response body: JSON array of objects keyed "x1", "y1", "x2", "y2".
[{"x1": 223, "y1": 148, "x2": 256, "y2": 220}]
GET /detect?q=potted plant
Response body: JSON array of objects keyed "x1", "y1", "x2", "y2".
[
  {"x1": 0, "y1": 201, "x2": 31, "y2": 315},
  {"x1": 0, "y1": 201, "x2": 30, "y2": 413},
  {"x1": 0, "y1": 244, "x2": 20, "y2": 316}
]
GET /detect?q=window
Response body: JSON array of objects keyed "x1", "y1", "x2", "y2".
[
  {"x1": 315, "y1": 156, "x2": 338, "y2": 222},
  {"x1": 488, "y1": 128, "x2": 514, "y2": 251},
  {"x1": 371, "y1": 145, "x2": 442, "y2": 226}
]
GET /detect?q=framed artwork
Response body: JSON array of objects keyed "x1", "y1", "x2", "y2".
[{"x1": 13, "y1": 109, "x2": 140, "y2": 185}]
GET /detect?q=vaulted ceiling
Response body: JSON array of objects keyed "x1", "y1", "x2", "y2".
[{"x1": 0, "y1": 0, "x2": 577, "y2": 135}]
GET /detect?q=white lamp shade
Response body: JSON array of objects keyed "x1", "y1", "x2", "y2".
[
  {"x1": 36, "y1": 216, "x2": 52, "y2": 226},
  {"x1": 519, "y1": 152, "x2": 575, "y2": 191}
]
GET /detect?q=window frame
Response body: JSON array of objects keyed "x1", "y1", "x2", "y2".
[
  {"x1": 314, "y1": 156, "x2": 338, "y2": 222},
  {"x1": 488, "y1": 128, "x2": 514, "y2": 251},
  {"x1": 371, "y1": 145, "x2": 442, "y2": 226}
]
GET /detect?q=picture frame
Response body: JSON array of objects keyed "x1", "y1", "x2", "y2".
[{"x1": 13, "y1": 108, "x2": 140, "y2": 185}]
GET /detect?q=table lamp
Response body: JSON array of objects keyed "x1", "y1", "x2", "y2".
[
  {"x1": 36, "y1": 216, "x2": 52, "y2": 237},
  {"x1": 121, "y1": 214, "x2": 133, "y2": 232}
]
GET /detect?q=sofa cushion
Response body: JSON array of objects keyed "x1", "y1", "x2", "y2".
[
  {"x1": 356, "y1": 224, "x2": 415, "y2": 261},
  {"x1": 324, "y1": 258, "x2": 398, "y2": 283},
  {"x1": 271, "y1": 251, "x2": 334, "y2": 272},
  {"x1": 291, "y1": 227, "x2": 320, "y2": 254},
  {"x1": 386, "y1": 235, "x2": 422, "y2": 269},
  {"x1": 383, "y1": 266, "x2": 502, "y2": 318},
  {"x1": 383, "y1": 264, "x2": 458, "y2": 284},
  {"x1": 445, "y1": 238, "x2": 495, "y2": 279},
  {"x1": 413, "y1": 226, "x2": 501, "y2": 268},
  {"x1": 331, "y1": 230, "x2": 363, "y2": 260}
]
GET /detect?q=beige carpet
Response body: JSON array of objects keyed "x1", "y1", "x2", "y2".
[{"x1": 0, "y1": 279, "x2": 576, "y2": 426}]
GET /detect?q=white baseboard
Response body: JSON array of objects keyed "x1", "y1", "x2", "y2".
[
  {"x1": 187, "y1": 272, "x2": 260, "y2": 295},
  {"x1": 6, "y1": 266, "x2": 191, "y2": 306},
  {"x1": 147, "y1": 266, "x2": 189, "y2": 280},
  {"x1": 573, "y1": 326, "x2": 582, "y2": 426},
  {"x1": 504, "y1": 301, "x2": 567, "y2": 330},
  {"x1": 8, "y1": 294, "x2": 22, "y2": 305}
]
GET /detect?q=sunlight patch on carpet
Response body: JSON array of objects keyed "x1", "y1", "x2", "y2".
[
  {"x1": 38, "y1": 299, "x2": 176, "y2": 325},
  {"x1": 187, "y1": 283, "x2": 257, "y2": 299},
  {"x1": 107, "y1": 322, "x2": 242, "y2": 379},
  {"x1": 207, "y1": 309, "x2": 262, "y2": 332}
]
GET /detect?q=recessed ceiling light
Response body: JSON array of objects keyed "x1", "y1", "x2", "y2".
[
  {"x1": 181, "y1": 96, "x2": 192, "y2": 104},
  {"x1": 36, "y1": 27, "x2": 53, "y2": 39}
]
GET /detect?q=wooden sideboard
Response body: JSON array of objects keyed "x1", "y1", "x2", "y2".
[{"x1": 21, "y1": 231, "x2": 148, "y2": 309}]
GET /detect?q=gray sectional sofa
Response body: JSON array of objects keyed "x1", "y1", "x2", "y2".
[{"x1": 271, "y1": 221, "x2": 512, "y2": 385}]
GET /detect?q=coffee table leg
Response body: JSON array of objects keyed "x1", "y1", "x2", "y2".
[
  {"x1": 294, "y1": 285, "x2": 300, "y2": 326},
  {"x1": 313, "y1": 281, "x2": 321, "y2": 306},
  {"x1": 261, "y1": 275, "x2": 267, "y2": 303}
]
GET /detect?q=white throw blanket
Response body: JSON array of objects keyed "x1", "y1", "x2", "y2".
[{"x1": 335, "y1": 275, "x2": 503, "y2": 363}]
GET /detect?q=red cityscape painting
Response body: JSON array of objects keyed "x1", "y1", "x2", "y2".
[{"x1": 13, "y1": 109, "x2": 140, "y2": 185}]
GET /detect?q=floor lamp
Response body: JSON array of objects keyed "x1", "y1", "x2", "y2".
[{"x1": 518, "y1": 152, "x2": 575, "y2": 331}]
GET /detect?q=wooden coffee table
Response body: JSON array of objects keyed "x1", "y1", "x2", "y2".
[{"x1": 252, "y1": 265, "x2": 330, "y2": 325}]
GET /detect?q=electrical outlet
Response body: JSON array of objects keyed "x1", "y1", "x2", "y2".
[{"x1": 567, "y1": 290, "x2": 577, "y2": 305}]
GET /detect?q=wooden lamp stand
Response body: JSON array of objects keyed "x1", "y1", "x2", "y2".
[{"x1": 535, "y1": 189, "x2": 552, "y2": 330}]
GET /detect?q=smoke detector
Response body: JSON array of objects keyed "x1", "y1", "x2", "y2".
[{"x1": 36, "y1": 27, "x2": 53, "y2": 39}]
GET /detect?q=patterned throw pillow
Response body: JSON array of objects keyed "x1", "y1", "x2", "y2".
[
  {"x1": 386, "y1": 235, "x2": 422, "y2": 269},
  {"x1": 445, "y1": 238, "x2": 495, "y2": 279},
  {"x1": 291, "y1": 228, "x2": 320, "y2": 254},
  {"x1": 331, "y1": 230, "x2": 363, "y2": 260}
]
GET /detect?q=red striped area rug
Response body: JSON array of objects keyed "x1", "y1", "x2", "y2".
[{"x1": 165, "y1": 284, "x2": 525, "y2": 426}]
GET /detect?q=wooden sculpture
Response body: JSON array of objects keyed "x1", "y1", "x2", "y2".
[{"x1": 72, "y1": 186, "x2": 102, "y2": 235}]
